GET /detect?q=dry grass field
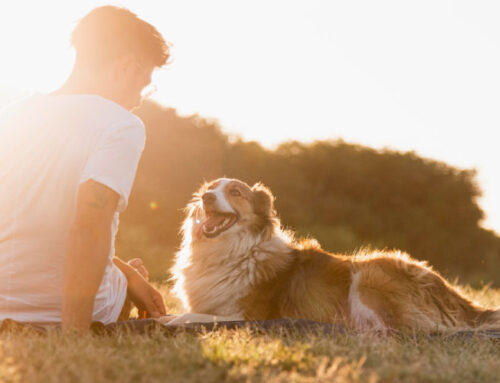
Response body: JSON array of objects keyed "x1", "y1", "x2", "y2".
[{"x1": 0, "y1": 284, "x2": 499, "y2": 383}]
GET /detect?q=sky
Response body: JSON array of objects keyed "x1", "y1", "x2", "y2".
[{"x1": 1, "y1": 0, "x2": 500, "y2": 232}]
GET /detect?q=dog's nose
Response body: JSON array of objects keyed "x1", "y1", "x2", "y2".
[{"x1": 202, "y1": 192, "x2": 216, "y2": 205}]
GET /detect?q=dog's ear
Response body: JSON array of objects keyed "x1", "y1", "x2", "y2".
[{"x1": 251, "y1": 183, "x2": 275, "y2": 217}]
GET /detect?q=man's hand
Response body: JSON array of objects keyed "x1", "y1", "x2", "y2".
[
  {"x1": 126, "y1": 272, "x2": 166, "y2": 318},
  {"x1": 128, "y1": 258, "x2": 149, "y2": 280}
]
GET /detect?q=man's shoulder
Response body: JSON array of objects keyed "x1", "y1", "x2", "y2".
[
  {"x1": 92, "y1": 99, "x2": 145, "y2": 147},
  {"x1": 0, "y1": 94, "x2": 41, "y2": 121},
  {"x1": 1, "y1": 93, "x2": 143, "y2": 127},
  {"x1": 85, "y1": 95, "x2": 145, "y2": 131},
  {"x1": 59, "y1": 94, "x2": 146, "y2": 140}
]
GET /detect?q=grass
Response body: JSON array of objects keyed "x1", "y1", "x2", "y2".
[{"x1": 0, "y1": 284, "x2": 499, "y2": 383}]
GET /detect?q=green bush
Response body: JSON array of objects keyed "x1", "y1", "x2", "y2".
[{"x1": 116, "y1": 100, "x2": 500, "y2": 286}]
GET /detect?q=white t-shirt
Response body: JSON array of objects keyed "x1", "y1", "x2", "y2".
[{"x1": 0, "y1": 94, "x2": 146, "y2": 324}]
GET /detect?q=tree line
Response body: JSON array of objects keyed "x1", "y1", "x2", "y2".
[{"x1": 114, "y1": 100, "x2": 500, "y2": 286}]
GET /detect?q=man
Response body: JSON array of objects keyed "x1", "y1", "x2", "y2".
[{"x1": 0, "y1": 6, "x2": 168, "y2": 331}]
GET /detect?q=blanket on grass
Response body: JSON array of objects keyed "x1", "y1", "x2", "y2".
[
  {"x1": 0, "y1": 317, "x2": 342, "y2": 336},
  {"x1": 1, "y1": 317, "x2": 499, "y2": 340}
]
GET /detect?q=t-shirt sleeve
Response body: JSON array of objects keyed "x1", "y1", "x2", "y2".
[{"x1": 80, "y1": 121, "x2": 146, "y2": 212}]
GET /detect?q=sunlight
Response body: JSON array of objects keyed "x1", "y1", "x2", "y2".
[
  {"x1": 1, "y1": 0, "x2": 500, "y2": 233},
  {"x1": 0, "y1": 2, "x2": 75, "y2": 93},
  {"x1": 149, "y1": 202, "x2": 159, "y2": 210},
  {"x1": 1, "y1": 6, "x2": 500, "y2": 382}
]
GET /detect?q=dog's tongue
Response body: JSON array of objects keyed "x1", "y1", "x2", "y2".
[
  {"x1": 203, "y1": 215, "x2": 226, "y2": 231},
  {"x1": 196, "y1": 214, "x2": 227, "y2": 239}
]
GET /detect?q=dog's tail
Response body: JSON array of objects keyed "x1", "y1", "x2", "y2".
[{"x1": 476, "y1": 308, "x2": 500, "y2": 329}]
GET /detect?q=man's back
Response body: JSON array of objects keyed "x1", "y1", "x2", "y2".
[{"x1": 0, "y1": 94, "x2": 145, "y2": 323}]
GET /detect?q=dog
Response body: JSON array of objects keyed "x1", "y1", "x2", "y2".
[{"x1": 170, "y1": 178, "x2": 500, "y2": 332}]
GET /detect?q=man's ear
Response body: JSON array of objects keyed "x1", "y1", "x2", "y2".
[
  {"x1": 251, "y1": 183, "x2": 275, "y2": 217},
  {"x1": 114, "y1": 54, "x2": 136, "y2": 81}
]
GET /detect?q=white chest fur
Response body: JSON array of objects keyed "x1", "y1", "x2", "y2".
[{"x1": 174, "y1": 232, "x2": 292, "y2": 317}]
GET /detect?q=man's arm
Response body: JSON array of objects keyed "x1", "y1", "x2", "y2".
[
  {"x1": 113, "y1": 257, "x2": 166, "y2": 318},
  {"x1": 62, "y1": 180, "x2": 118, "y2": 331}
]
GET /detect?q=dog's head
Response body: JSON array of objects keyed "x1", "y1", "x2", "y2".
[{"x1": 185, "y1": 178, "x2": 279, "y2": 242}]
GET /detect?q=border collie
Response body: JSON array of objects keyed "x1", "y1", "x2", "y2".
[{"x1": 170, "y1": 178, "x2": 500, "y2": 332}]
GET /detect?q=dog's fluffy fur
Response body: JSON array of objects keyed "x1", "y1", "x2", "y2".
[{"x1": 171, "y1": 178, "x2": 500, "y2": 332}]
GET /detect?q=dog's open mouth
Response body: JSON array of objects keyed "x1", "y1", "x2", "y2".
[{"x1": 201, "y1": 211, "x2": 238, "y2": 238}]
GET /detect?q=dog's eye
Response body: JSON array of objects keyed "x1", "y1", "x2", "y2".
[{"x1": 229, "y1": 189, "x2": 241, "y2": 197}]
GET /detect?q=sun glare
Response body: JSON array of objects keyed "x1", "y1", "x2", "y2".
[
  {"x1": 1, "y1": 1, "x2": 500, "y2": 232},
  {"x1": 0, "y1": 2, "x2": 77, "y2": 94},
  {"x1": 149, "y1": 201, "x2": 159, "y2": 210}
]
